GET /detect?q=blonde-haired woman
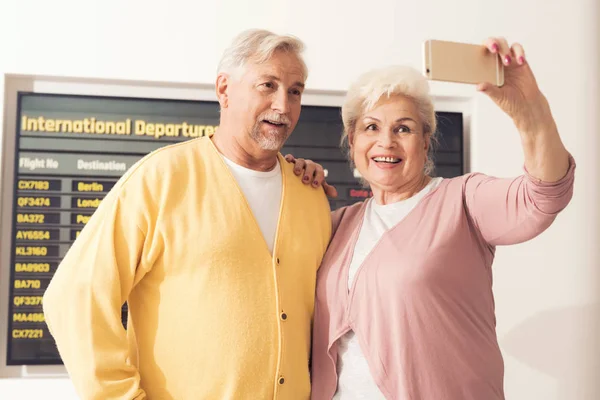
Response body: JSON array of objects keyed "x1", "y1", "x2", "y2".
[{"x1": 292, "y1": 37, "x2": 575, "y2": 399}]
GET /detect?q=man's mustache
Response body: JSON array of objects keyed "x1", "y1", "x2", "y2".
[{"x1": 258, "y1": 113, "x2": 291, "y2": 126}]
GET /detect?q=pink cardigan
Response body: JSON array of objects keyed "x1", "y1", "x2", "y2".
[{"x1": 311, "y1": 156, "x2": 575, "y2": 400}]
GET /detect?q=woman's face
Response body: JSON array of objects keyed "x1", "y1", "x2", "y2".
[{"x1": 350, "y1": 95, "x2": 429, "y2": 194}]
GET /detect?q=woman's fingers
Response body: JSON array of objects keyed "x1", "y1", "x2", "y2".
[
  {"x1": 323, "y1": 182, "x2": 338, "y2": 198},
  {"x1": 311, "y1": 164, "x2": 326, "y2": 187},
  {"x1": 511, "y1": 42, "x2": 526, "y2": 65},
  {"x1": 293, "y1": 158, "x2": 306, "y2": 176},
  {"x1": 302, "y1": 162, "x2": 317, "y2": 184},
  {"x1": 484, "y1": 37, "x2": 512, "y2": 66}
]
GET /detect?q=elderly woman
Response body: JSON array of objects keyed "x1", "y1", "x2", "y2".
[{"x1": 291, "y1": 37, "x2": 575, "y2": 399}]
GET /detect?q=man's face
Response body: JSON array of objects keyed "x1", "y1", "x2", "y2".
[{"x1": 224, "y1": 51, "x2": 305, "y2": 151}]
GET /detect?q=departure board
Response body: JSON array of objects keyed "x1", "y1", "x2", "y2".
[{"x1": 5, "y1": 92, "x2": 463, "y2": 365}]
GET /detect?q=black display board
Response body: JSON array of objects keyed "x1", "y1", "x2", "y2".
[{"x1": 6, "y1": 92, "x2": 463, "y2": 365}]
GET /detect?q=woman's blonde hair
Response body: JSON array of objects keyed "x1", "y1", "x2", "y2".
[{"x1": 341, "y1": 65, "x2": 438, "y2": 175}]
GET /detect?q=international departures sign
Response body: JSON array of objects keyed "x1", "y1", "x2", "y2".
[{"x1": 6, "y1": 93, "x2": 463, "y2": 365}]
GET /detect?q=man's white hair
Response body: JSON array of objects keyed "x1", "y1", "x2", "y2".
[
  {"x1": 341, "y1": 65, "x2": 438, "y2": 175},
  {"x1": 217, "y1": 29, "x2": 308, "y2": 81}
]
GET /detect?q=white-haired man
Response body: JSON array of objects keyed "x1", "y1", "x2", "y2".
[{"x1": 43, "y1": 29, "x2": 332, "y2": 399}]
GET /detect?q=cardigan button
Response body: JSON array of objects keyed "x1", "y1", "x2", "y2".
[
  {"x1": 276, "y1": 257, "x2": 280, "y2": 265},
  {"x1": 281, "y1": 312, "x2": 287, "y2": 321},
  {"x1": 279, "y1": 376, "x2": 285, "y2": 385}
]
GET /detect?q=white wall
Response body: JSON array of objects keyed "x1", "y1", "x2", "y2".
[{"x1": 1, "y1": 0, "x2": 599, "y2": 399}]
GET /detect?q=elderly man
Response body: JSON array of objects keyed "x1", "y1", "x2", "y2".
[{"x1": 43, "y1": 29, "x2": 332, "y2": 400}]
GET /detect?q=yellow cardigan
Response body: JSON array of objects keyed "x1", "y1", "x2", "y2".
[{"x1": 43, "y1": 136, "x2": 332, "y2": 399}]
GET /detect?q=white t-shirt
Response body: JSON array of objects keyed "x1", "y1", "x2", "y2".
[
  {"x1": 221, "y1": 155, "x2": 282, "y2": 254},
  {"x1": 334, "y1": 177, "x2": 443, "y2": 399}
]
